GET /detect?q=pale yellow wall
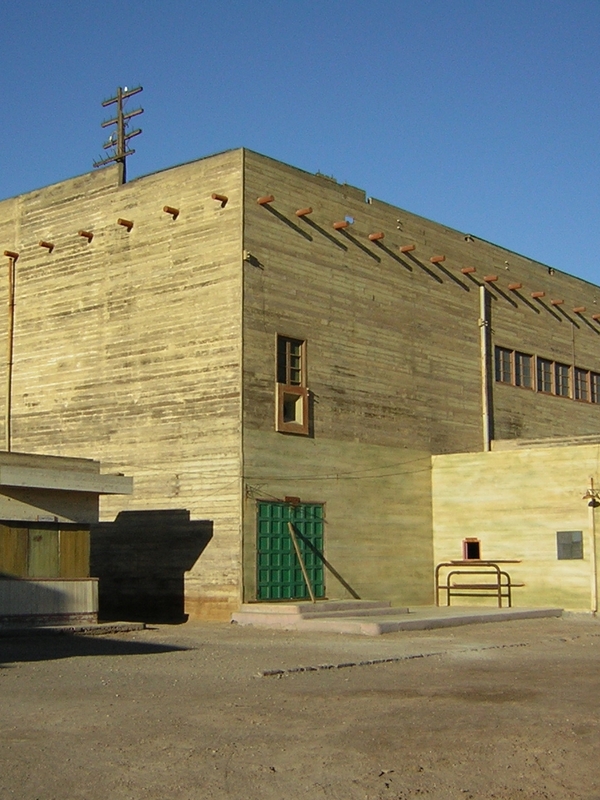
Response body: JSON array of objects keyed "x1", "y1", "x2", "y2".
[
  {"x1": 432, "y1": 444, "x2": 600, "y2": 610},
  {"x1": 0, "y1": 153, "x2": 245, "y2": 619}
]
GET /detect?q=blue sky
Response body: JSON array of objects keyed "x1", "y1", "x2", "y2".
[{"x1": 1, "y1": 1, "x2": 599, "y2": 284}]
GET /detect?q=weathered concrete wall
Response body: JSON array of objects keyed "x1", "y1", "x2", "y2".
[
  {"x1": 242, "y1": 431, "x2": 433, "y2": 606},
  {"x1": 432, "y1": 443, "x2": 600, "y2": 610},
  {"x1": 242, "y1": 151, "x2": 600, "y2": 455},
  {"x1": 242, "y1": 152, "x2": 483, "y2": 455},
  {"x1": 0, "y1": 152, "x2": 245, "y2": 618},
  {"x1": 240, "y1": 150, "x2": 600, "y2": 604},
  {"x1": 4, "y1": 148, "x2": 600, "y2": 614}
]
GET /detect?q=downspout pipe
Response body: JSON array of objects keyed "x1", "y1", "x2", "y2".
[
  {"x1": 479, "y1": 285, "x2": 492, "y2": 452},
  {"x1": 4, "y1": 252, "x2": 17, "y2": 453}
]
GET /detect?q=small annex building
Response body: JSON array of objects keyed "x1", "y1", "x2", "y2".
[
  {"x1": 432, "y1": 436, "x2": 600, "y2": 612},
  {"x1": 1, "y1": 148, "x2": 600, "y2": 618},
  {"x1": 0, "y1": 451, "x2": 132, "y2": 625}
]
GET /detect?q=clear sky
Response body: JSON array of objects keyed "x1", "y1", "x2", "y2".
[{"x1": 1, "y1": 1, "x2": 599, "y2": 284}]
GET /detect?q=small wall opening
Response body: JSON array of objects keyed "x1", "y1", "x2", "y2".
[
  {"x1": 283, "y1": 392, "x2": 303, "y2": 424},
  {"x1": 462, "y1": 538, "x2": 481, "y2": 560}
]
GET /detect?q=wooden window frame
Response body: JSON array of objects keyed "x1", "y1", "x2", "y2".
[
  {"x1": 494, "y1": 346, "x2": 513, "y2": 384},
  {"x1": 592, "y1": 373, "x2": 600, "y2": 404},
  {"x1": 537, "y1": 357, "x2": 553, "y2": 394},
  {"x1": 575, "y1": 368, "x2": 590, "y2": 402},
  {"x1": 495, "y1": 345, "x2": 600, "y2": 405},
  {"x1": 515, "y1": 351, "x2": 533, "y2": 389},
  {"x1": 276, "y1": 335, "x2": 309, "y2": 435},
  {"x1": 555, "y1": 362, "x2": 571, "y2": 398},
  {"x1": 276, "y1": 383, "x2": 309, "y2": 434},
  {"x1": 277, "y1": 336, "x2": 306, "y2": 387}
]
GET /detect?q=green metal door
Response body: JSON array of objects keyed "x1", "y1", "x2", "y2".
[{"x1": 257, "y1": 502, "x2": 325, "y2": 600}]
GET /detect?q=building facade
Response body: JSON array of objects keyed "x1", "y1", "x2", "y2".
[{"x1": 1, "y1": 149, "x2": 600, "y2": 616}]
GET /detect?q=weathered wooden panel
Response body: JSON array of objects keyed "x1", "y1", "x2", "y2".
[
  {"x1": 27, "y1": 528, "x2": 59, "y2": 577},
  {"x1": 59, "y1": 528, "x2": 90, "y2": 578},
  {"x1": 0, "y1": 525, "x2": 27, "y2": 577}
]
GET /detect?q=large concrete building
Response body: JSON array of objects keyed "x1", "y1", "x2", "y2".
[{"x1": 1, "y1": 148, "x2": 600, "y2": 617}]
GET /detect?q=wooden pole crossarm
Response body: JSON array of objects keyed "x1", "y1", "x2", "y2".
[
  {"x1": 102, "y1": 85, "x2": 143, "y2": 107},
  {"x1": 101, "y1": 108, "x2": 143, "y2": 127},
  {"x1": 94, "y1": 86, "x2": 144, "y2": 184}
]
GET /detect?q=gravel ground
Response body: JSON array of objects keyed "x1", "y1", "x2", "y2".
[{"x1": 1, "y1": 615, "x2": 600, "y2": 799}]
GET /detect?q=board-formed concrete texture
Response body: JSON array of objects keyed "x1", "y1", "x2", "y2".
[
  {"x1": 432, "y1": 437, "x2": 600, "y2": 610},
  {"x1": 2, "y1": 148, "x2": 600, "y2": 617}
]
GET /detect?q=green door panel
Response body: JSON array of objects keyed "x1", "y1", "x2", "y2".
[{"x1": 257, "y1": 502, "x2": 324, "y2": 600}]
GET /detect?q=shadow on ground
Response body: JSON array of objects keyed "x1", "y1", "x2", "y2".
[{"x1": 0, "y1": 632, "x2": 190, "y2": 667}]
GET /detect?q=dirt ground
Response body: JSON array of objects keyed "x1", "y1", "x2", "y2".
[{"x1": 1, "y1": 615, "x2": 600, "y2": 800}]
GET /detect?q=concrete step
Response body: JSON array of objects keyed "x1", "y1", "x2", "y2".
[
  {"x1": 231, "y1": 600, "x2": 402, "y2": 627},
  {"x1": 231, "y1": 605, "x2": 563, "y2": 636},
  {"x1": 236, "y1": 600, "x2": 391, "y2": 616}
]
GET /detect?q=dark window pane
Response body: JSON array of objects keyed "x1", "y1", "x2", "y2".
[
  {"x1": 277, "y1": 338, "x2": 288, "y2": 384},
  {"x1": 592, "y1": 373, "x2": 600, "y2": 404},
  {"x1": 277, "y1": 336, "x2": 305, "y2": 385},
  {"x1": 495, "y1": 347, "x2": 512, "y2": 383},
  {"x1": 575, "y1": 368, "x2": 589, "y2": 401},
  {"x1": 537, "y1": 358, "x2": 553, "y2": 393},
  {"x1": 555, "y1": 363, "x2": 570, "y2": 397},
  {"x1": 557, "y1": 531, "x2": 583, "y2": 560},
  {"x1": 515, "y1": 352, "x2": 533, "y2": 388}
]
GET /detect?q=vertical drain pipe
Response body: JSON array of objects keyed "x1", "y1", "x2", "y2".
[
  {"x1": 4, "y1": 251, "x2": 17, "y2": 452},
  {"x1": 479, "y1": 285, "x2": 491, "y2": 452}
]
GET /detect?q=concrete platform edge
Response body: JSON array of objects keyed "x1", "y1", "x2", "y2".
[{"x1": 0, "y1": 621, "x2": 146, "y2": 638}]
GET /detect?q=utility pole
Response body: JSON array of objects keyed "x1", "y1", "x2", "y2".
[{"x1": 93, "y1": 86, "x2": 143, "y2": 185}]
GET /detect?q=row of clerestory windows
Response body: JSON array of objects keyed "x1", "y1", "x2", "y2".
[{"x1": 495, "y1": 346, "x2": 600, "y2": 403}]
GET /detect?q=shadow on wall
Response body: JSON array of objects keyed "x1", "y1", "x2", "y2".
[{"x1": 91, "y1": 510, "x2": 213, "y2": 624}]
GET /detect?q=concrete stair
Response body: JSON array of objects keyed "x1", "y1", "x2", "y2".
[{"x1": 231, "y1": 600, "x2": 563, "y2": 636}]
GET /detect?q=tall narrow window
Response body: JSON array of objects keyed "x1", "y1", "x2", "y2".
[
  {"x1": 592, "y1": 373, "x2": 600, "y2": 404},
  {"x1": 575, "y1": 368, "x2": 589, "y2": 401},
  {"x1": 276, "y1": 336, "x2": 309, "y2": 435},
  {"x1": 537, "y1": 358, "x2": 553, "y2": 393},
  {"x1": 555, "y1": 363, "x2": 571, "y2": 397},
  {"x1": 277, "y1": 337, "x2": 304, "y2": 386},
  {"x1": 515, "y1": 352, "x2": 533, "y2": 388},
  {"x1": 494, "y1": 347, "x2": 512, "y2": 383}
]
